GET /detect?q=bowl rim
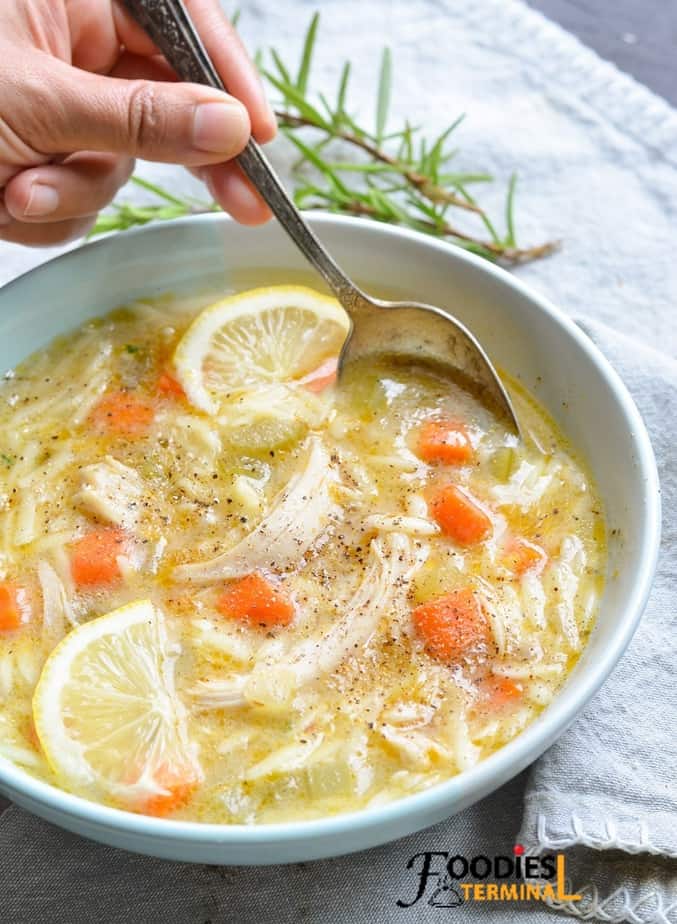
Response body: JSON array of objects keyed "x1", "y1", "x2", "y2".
[{"x1": 0, "y1": 212, "x2": 661, "y2": 849}]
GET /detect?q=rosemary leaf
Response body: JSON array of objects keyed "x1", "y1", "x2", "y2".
[
  {"x1": 264, "y1": 71, "x2": 328, "y2": 128},
  {"x1": 284, "y1": 132, "x2": 350, "y2": 196},
  {"x1": 375, "y1": 47, "x2": 392, "y2": 144},
  {"x1": 270, "y1": 48, "x2": 292, "y2": 84},
  {"x1": 336, "y1": 61, "x2": 351, "y2": 117},
  {"x1": 296, "y1": 12, "x2": 319, "y2": 96},
  {"x1": 458, "y1": 184, "x2": 503, "y2": 246},
  {"x1": 505, "y1": 173, "x2": 518, "y2": 248},
  {"x1": 425, "y1": 117, "x2": 465, "y2": 182},
  {"x1": 130, "y1": 175, "x2": 187, "y2": 207}
]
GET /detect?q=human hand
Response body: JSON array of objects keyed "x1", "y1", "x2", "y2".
[{"x1": 0, "y1": 0, "x2": 276, "y2": 246}]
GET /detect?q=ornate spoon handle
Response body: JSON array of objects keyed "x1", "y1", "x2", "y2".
[{"x1": 121, "y1": 0, "x2": 361, "y2": 305}]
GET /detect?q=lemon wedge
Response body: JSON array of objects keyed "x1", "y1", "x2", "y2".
[
  {"x1": 172, "y1": 285, "x2": 350, "y2": 414},
  {"x1": 33, "y1": 600, "x2": 202, "y2": 814}
]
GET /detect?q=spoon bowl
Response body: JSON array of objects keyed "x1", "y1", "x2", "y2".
[{"x1": 337, "y1": 289, "x2": 519, "y2": 432}]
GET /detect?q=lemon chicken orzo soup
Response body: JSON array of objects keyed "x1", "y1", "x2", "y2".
[{"x1": 0, "y1": 285, "x2": 605, "y2": 823}]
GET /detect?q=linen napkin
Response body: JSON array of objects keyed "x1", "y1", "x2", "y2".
[
  {"x1": 518, "y1": 319, "x2": 677, "y2": 923},
  {"x1": 1, "y1": 1, "x2": 676, "y2": 922}
]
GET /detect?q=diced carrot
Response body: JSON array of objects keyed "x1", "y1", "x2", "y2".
[
  {"x1": 0, "y1": 582, "x2": 29, "y2": 633},
  {"x1": 416, "y1": 419, "x2": 473, "y2": 464},
  {"x1": 90, "y1": 391, "x2": 155, "y2": 436},
  {"x1": 70, "y1": 528, "x2": 128, "y2": 588},
  {"x1": 216, "y1": 573, "x2": 295, "y2": 628},
  {"x1": 299, "y1": 356, "x2": 339, "y2": 393},
  {"x1": 478, "y1": 675, "x2": 523, "y2": 709},
  {"x1": 157, "y1": 369, "x2": 185, "y2": 399},
  {"x1": 136, "y1": 764, "x2": 198, "y2": 818},
  {"x1": 412, "y1": 588, "x2": 489, "y2": 661},
  {"x1": 429, "y1": 484, "x2": 492, "y2": 545},
  {"x1": 504, "y1": 536, "x2": 548, "y2": 576}
]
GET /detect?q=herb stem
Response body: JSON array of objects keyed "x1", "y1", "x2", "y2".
[
  {"x1": 302, "y1": 196, "x2": 558, "y2": 264},
  {"x1": 275, "y1": 110, "x2": 479, "y2": 213}
]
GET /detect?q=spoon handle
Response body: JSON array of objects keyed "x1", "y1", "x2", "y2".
[{"x1": 121, "y1": 0, "x2": 359, "y2": 303}]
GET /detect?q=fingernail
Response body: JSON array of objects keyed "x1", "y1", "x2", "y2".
[
  {"x1": 192, "y1": 101, "x2": 249, "y2": 154},
  {"x1": 24, "y1": 183, "x2": 59, "y2": 217}
]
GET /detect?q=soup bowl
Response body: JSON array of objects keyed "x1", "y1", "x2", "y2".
[{"x1": 0, "y1": 213, "x2": 660, "y2": 864}]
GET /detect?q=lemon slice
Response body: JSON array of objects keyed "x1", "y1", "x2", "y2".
[
  {"x1": 173, "y1": 285, "x2": 350, "y2": 414},
  {"x1": 33, "y1": 600, "x2": 202, "y2": 813}
]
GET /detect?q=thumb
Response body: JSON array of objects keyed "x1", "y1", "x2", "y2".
[{"x1": 13, "y1": 56, "x2": 251, "y2": 166}]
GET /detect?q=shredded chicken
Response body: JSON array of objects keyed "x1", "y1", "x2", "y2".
[
  {"x1": 74, "y1": 455, "x2": 144, "y2": 529},
  {"x1": 173, "y1": 435, "x2": 339, "y2": 583},
  {"x1": 276, "y1": 533, "x2": 428, "y2": 688},
  {"x1": 192, "y1": 531, "x2": 428, "y2": 709},
  {"x1": 491, "y1": 459, "x2": 559, "y2": 512},
  {"x1": 191, "y1": 674, "x2": 248, "y2": 708},
  {"x1": 38, "y1": 561, "x2": 77, "y2": 650}
]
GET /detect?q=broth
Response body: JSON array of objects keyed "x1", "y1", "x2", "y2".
[{"x1": 0, "y1": 288, "x2": 605, "y2": 822}]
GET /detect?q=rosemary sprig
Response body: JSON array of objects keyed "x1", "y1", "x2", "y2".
[
  {"x1": 92, "y1": 13, "x2": 556, "y2": 265},
  {"x1": 92, "y1": 176, "x2": 217, "y2": 233}
]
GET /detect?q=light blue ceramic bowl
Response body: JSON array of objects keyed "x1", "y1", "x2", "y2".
[{"x1": 0, "y1": 214, "x2": 660, "y2": 864}]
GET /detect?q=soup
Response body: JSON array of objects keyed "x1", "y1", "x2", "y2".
[{"x1": 0, "y1": 285, "x2": 605, "y2": 823}]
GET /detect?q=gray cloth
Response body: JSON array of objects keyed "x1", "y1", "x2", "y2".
[
  {"x1": 0, "y1": 1, "x2": 676, "y2": 922},
  {"x1": 519, "y1": 321, "x2": 677, "y2": 923}
]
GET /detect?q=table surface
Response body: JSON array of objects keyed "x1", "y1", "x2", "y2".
[
  {"x1": 528, "y1": 0, "x2": 677, "y2": 105},
  {"x1": 0, "y1": 0, "x2": 674, "y2": 821}
]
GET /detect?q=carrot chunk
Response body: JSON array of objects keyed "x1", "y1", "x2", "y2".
[
  {"x1": 136, "y1": 764, "x2": 198, "y2": 818},
  {"x1": 90, "y1": 391, "x2": 154, "y2": 436},
  {"x1": 412, "y1": 588, "x2": 489, "y2": 661},
  {"x1": 504, "y1": 537, "x2": 548, "y2": 576},
  {"x1": 479, "y1": 675, "x2": 523, "y2": 709},
  {"x1": 299, "y1": 357, "x2": 338, "y2": 393},
  {"x1": 416, "y1": 419, "x2": 473, "y2": 464},
  {"x1": 0, "y1": 582, "x2": 29, "y2": 633},
  {"x1": 157, "y1": 369, "x2": 185, "y2": 399},
  {"x1": 216, "y1": 573, "x2": 295, "y2": 627},
  {"x1": 429, "y1": 484, "x2": 492, "y2": 545},
  {"x1": 70, "y1": 528, "x2": 128, "y2": 588}
]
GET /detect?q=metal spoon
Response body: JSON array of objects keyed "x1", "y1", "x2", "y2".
[{"x1": 122, "y1": 0, "x2": 519, "y2": 433}]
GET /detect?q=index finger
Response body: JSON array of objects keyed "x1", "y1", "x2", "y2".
[{"x1": 185, "y1": 1, "x2": 276, "y2": 142}]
